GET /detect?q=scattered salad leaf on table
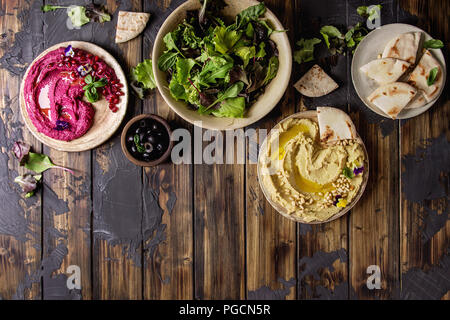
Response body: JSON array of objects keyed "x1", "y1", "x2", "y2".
[
  {"x1": 357, "y1": 5, "x2": 382, "y2": 22},
  {"x1": 130, "y1": 59, "x2": 157, "y2": 99},
  {"x1": 293, "y1": 38, "x2": 321, "y2": 64},
  {"x1": 41, "y1": 4, "x2": 110, "y2": 27},
  {"x1": 25, "y1": 153, "x2": 75, "y2": 175},
  {"x1": 12, "y1": 141, "x2": 31, "y2": 165},
  {"x1": 14, "y1": 174, "x2": 42, "y2": 198}
]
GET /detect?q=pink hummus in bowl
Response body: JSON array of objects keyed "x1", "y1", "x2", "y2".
[{"x1": 23, "y1": 46, "x2": 123, "y2": 142}]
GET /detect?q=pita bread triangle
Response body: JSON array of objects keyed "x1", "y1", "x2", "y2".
[
  {"x1": 360, "y1": 58, "x2": 410, "y2": 85},
  {"x1": 367, "y1": 82, "x2": 417, "y2": 119},
  {"x1": 115, "y1": 11, "x2": 150, "y2": 43},
  {"x1": 408, "y1": 50, "x2": 443, "y2": 102},
  {"x1": 294, "y1": 65, "x2": 338, "y2": 97},
  {"x1": 382, "y1": 32, "x2": 421, "y2": 64},
  {"x1": 316, "y1": 107, "x2": 358, "y2": 144}
]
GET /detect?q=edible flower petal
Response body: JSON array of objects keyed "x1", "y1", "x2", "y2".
[
  {"x1": 333, "y1": 195, "x2": 342, "y2": 206},
  {"x1": 54, "y1": 120, "x2": 70, "y2": 131},
  {"x1": 77, "y1": 64, "x2": 92, "y2": 76},
  {"x1": 64, "y1": 45, "x2": 75, "y2": 57},
  {"x1": 353, "y1": 166, "x2": 364, "y2": 176},
  {"x1": 336, "y1": 198, "x2": 347, "y2": 208}
]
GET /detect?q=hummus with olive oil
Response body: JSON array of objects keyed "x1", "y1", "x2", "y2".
[{"x1": 259, "y1": 118, "x2": 366, "y2": 222}]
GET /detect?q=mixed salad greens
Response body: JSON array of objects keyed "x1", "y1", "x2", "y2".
[{"x1": 157, "y1": 0, "x2": 280, "y2": 118}]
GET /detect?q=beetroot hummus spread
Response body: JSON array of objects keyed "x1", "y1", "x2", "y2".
[{"x1": 24, "y1": 45, "x2": 124, "y2": 141}]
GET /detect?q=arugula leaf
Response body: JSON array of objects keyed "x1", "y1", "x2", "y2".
[
  {"x1": 197, "y1": 57, "x2": 233, "y2": 86},
  {"x1": 234, "y1": 46, "x2": 255, "y2": 68},
  {"x1": 133, "y1": 59, "x2": 156, "y2": 90},
  {"x1": 255, "y1": 42, "x2": 266, "y2": 58},
  {"x1": 208, "y1": 81, "x2": 244, "y2": 109},
  {"x1": 293, "y1": 38, "x2": 321, "y2": 64},
  {"x1": 263, "y1": 56, "x2": 279, "y2": 85},
  {"x1": 157, "y1": 51, "x2": 179, "y2": 71},
  {"x1": 423, "y1": 39, "x2": 444, "y2": 49},
  {"x1": 163, "y1": 31, "x2": 185, "y2": 57},
  {"x1": 41, "y1": 5, "x2": 67, "y2": 12},
  {"x1": 213, "y1": 26, "x2": 242, "y2": 54},
  {"x1": 427, "y1": 67, "x2": 438, "y2": 86},
  {"x1": 68, "y1": 6, "x2": 90, "y2": 27},
  {"x1": 24, "y1": 152, "x2": 74, "y2": 174},
  {"x1": 176, "y1": 58, "x2": 196, "y2": 84},
  {"x1": 235, "y1": 3, "x2": 266, "y2": 29},
  {"x1": 212, "y1": 97, "x2": 245, "y2": 118}
]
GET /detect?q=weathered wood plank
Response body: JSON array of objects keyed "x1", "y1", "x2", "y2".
[
  {"x1": 91, "y1": 0, "x2": 143, "y2": 299},
  {"x1": 0, "y1": 0, "x2": 43, "y2": 300},
  {"x1": 398, "y1": 0, "x2": 450, "y2": 300},
  {"x1": 348, "y1": 0, "x2": 400, "y2": 299},
  {"x1": 246, "y1": 0, "x2": 297, "y2": 300},
  {"x1": 142, "y1": 0, "x2": 194, "y2": 300},
  {"x1": 295, "y1": 0, "x2": 349, "y2": 300},
  {"x1": 42, "y1": 0, "x2": 93, "y2": 300}
]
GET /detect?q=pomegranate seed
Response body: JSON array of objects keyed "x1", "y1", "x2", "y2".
[
  {"x1": 116, "y1": 83, "x2": 124, "y2": 88},
  {"x1": 111, "y1": 79, "x2": 117, "y2": 85},
  {"x1": 112, "y1": 97, "x2": 119, "y2": 103},
  {"x1": 111, "y1": 106, "x2": 118, "y2": 113},
  {"x1": 92, "y1": 64, "x2": 98, "y2": 71},
  {"x1": 94, "y1": 55, "x2": 99, "y2": 62},
  {"x1": 87, "y1": 53, "x2": 92, "y2": 58}
]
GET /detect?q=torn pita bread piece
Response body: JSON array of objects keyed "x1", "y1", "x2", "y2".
[
  {"x1": 382, "y1": 32, "x2": 421, "y2": 64},
  {"x1": 367, "y1": 82, "x2": 417, "y2": 119},
  {"x1": 317, "y1": 107, "x2": 357, "y2": 144},
  {"x1": 407, "y1": 50, "x2": 443, "y2": 102},
  {"x1": 115, "y1": 11, "x2": 150, "y2": 43},
  {"x1": 404, "y1": 90, "x2": 427, "y2": 109},
  {"x1": 360, "y1": 58, "x2": 410, "y2": 85},
  {"x1": 294, "y1": 65, "x2": 338, "y2": 97}
]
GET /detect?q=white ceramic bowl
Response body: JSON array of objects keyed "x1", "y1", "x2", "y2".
[
  {"x1": 257, "y1": 111, "x2": 370, "y2": 224},
  {"x1": 352, "y1": 23, "x2": 446, "y2": 120},
  {"x1": 152, "y1": 0, "x2": 292, "y2": 130}
]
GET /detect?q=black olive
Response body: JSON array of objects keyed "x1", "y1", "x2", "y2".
[
  {"x1": 136, "y1": 127, "x2": 144, "y2": 134},
  {"x1": 156, "y1": 143, "x2": 164, "y2": 152},
  {"x1": 139, "y1": 133, "x2": 145, "y2": 142},
  {"x1": 146, "y1": 129, "x2": 152, "y2": 136},
  {"x1": 127, "y1": 135, "x2": 134, "y2": 143},
  {"x1": 151, "y1": 123, "x2": 159, "y2": 131},
  {"x1": 144, "y1": 142, "x2": 154, "y2": 153},
  {"x1": 139, "y1": 119, "x2": 147, "y2": 128},
  {"x1": 147, "y1": 135, "x2": 156, "y2": 144},
  {"x1": 130, "y1": 145, "x2": 137, "y2": 153},
  {"x1": 142, "y1": 152, "x2": 151, "y2": 161}
]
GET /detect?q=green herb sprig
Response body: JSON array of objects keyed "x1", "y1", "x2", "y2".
[
  {"x1": 427, "y1": 67, "x2": 438, "y2": 86},
  {"x1": 134, "y1": 135, "x2": 145, "y2": 153},
  {"x1": 83, "y1": 75, "x2": 107, "y2": 103}
]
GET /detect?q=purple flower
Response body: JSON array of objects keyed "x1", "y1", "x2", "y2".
[
  {"x1": 77, "y1": 64, "x2": 92, "y2": 76},
  {"x1": 333, "y1": 195, "x2": 342, "y2": 206},
  {"x1": 64, "y1": 45, "x2": 75, "y2": 57},
  {"x1": 353, "y1": 166, "x2": 364, "y2": 176},
  {"x1": 55, "y1": 120, "x2": 70, "y2": 131}
]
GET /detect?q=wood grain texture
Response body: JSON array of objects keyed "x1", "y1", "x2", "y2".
[
  {"x1": 348, "y1": 0, "x2": 400, "y2": 299},
  {"x1": 399, "y1": 0, "x2": 449, "y2": 300},
  {"x1": 143, "y1": 0, "x2": 194, "y2": 300},
  {"x1": 295, "y1": 0, "x2": 349, "y2": 300},
  {"x1": 0, "y1": 0, "x2": 42, "y2": 300},
  {"x1": 245, "y1": 0, "x2": 297, "y2": 300},
  {"x1": 92, "y1": 0, "x2": 143, "y2": 299}
]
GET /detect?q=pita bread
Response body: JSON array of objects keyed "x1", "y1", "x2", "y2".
[
  {"x1": 367, "y1": 82, "x2": 417, "y2": 119},
  {"x1": 115, "y1": 11, "x2": 150, "y2": 43},
  {"x1": 317, "y1": 107, "x2": 357, "y2": 144},
  {"x1": 407, "y1": 50, "x2": 443, "y2": 102},
  {"x1": 294, "y1": 65, "x2": 338, "y2": 97},
  {"x1": 382, "y1": 32, "x2": 421, "y2": 64},
  {"x1": 404, "y1": 90, "x2": 427, "y2": 109},
  {"x1": 360, "y1": 58, "x2": 410, "y2": 85}
]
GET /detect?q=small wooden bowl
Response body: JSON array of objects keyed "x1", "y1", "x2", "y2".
[{"x1": 121, "y1": 114, "x2": 173, "y2": 167}]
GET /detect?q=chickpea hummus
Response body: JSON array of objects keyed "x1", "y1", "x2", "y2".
[{"x1": 259, "y1": 117, "x2": 366, "y2": 222}]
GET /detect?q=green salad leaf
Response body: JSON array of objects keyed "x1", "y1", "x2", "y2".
[
  {"x1": 427, "y1": 67, "x2": 438, "y2": 86},
  {"x1": 212, "y1": 97, "x2": 246, "y2": 118},
  {"x1": 157, "y1": 0, "x2": 280, "y2": 118},
  {"x1": 133, "y1": 59, "x2": 156, "y2": 89},
  {"x1": 25, "y1": 152, "x2": 74, "y2": 174},
  {"x1": 68, "y1": 6, "x2": 90, "y2": 27},
  {"x1": 294, "y1": 38, "x2": 321, "y2": 64},
  {"x1": 423, "y1": 39, "x2": 444, "y2": 49},
  {"x1": 357, "y1": 5, "x2": 382, "y2": 22}
]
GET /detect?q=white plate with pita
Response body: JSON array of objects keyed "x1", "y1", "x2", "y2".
[{"x1": 351, "y1": 23, "x2": 446, "y2": 119}]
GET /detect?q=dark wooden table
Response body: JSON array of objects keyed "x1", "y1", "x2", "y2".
[{"x1": 0, "y1": 0, "x2": 448, "y2": 300}]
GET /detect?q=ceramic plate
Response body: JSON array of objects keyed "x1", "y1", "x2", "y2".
[
  {"x1": 351, "y1": 23, "x2": 446, "y2": 119},
  {"x1": 152, "y1": 0, "x2": 292, "y2": 130},
  {"x1": 20, "y1": 41, "x2": 128, "y2": 152},
  {"x1": 257, "y1": 111, "x2": 369, "y2": 224}
]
